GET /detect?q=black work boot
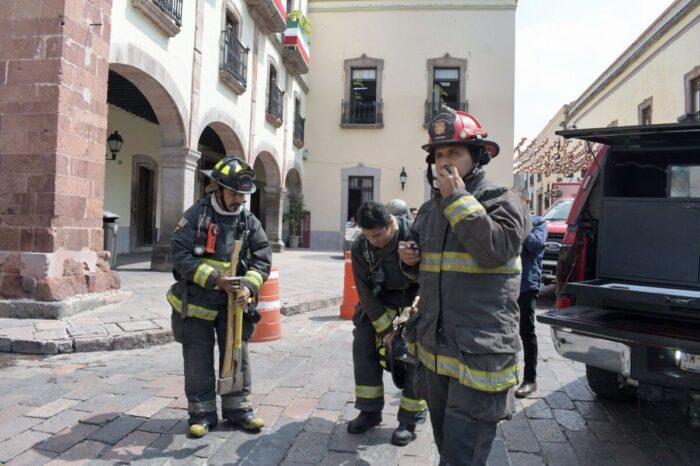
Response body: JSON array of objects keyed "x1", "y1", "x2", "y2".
[
  {"x1": 227, "y1": 411, "x2": 265, "y2": 431},
  {"x1": 347, "y1": 411, "x2": 382, "y2": 434},
  {"x1": 391, "y1": 422, "x2": 417, "y2": 446},
  {"x1": 515, "y1": 381, "x2": 538, "y2": 398}
]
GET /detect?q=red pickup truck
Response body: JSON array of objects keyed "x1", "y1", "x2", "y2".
[
  {"x1": 541, "y1": 183, "x2": 580, "y2": 285},
  {"x1": 538, "y1": 121, "x2": 700, "y2": 427}
]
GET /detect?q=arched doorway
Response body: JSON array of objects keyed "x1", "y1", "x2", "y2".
[
  {"x1": 283, "y1": 167, "x2": 304, "y2": 246},
  {"x1": 107, "y1": 46, "x2": 189, "y2": 270},
  {"x1": 106, "y1": 67, "x2": 185, "y2": 256},
  {"x1": 251, "y1": 152, "x2": 284, "y2": 251}
]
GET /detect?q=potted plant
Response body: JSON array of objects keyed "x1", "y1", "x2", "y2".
[
  {"x1": 284, "y1": 192, "x2": 305, "y2": 248},
  {"x1": 287, "y1": 10, "x2": 312, "y2": 36}
]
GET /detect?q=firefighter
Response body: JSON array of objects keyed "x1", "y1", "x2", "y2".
[
  {"x1": 399, "y1": 108, "x2": 530, "y2": 465},
  {"x1": 386, "y1": 198, "x2": 413, "y2": 220},
  {"x1": 348, "y1": 201, "x2": 427, "y2": 446},
  {"x1": 167, "y1": 157, "x2": 271, "y2": 438}
]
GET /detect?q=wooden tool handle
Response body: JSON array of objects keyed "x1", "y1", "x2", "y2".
[{"x1": 221, "y1": 240, "x2": 243, "y2": 379}]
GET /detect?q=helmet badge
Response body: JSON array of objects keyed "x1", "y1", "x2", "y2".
[{"x1": 433, "y1": 119, "x2": 448, "y2": 137}]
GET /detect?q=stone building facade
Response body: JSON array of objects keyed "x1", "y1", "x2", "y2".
[
  {"x1": 0, "y1": 0, "x2": 116, "y2": 307},
  {"x1": 0, "y1": 0, "x2": 310, "y2": 308}
]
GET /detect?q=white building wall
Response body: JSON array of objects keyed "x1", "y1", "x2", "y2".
[
  {"x1": 111, "y1": 0, "x2": 196, "y2": 117},
  {"x1": 104, "y1": 106, "x2": 162, "y2": 253},
  {"x1": 107, "y1": 0, "x2": 310, "y2": 255}
]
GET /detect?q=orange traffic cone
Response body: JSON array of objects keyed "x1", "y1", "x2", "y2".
[
  {"x1": 250, "y1": 266, "x2": 282, "y2": 342},
  {"x1": 340, "y1": 251, "x2": 358, "y2": 320}
]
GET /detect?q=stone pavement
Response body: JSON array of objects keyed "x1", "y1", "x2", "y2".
[
  {"x1": 0, "y1": 250, "x2": 345, "y2": 355},
  {"x1": 1, "y1": 295, "x2": 700, "y2": 465}
]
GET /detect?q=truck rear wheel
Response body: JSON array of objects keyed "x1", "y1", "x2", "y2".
[{"x1": 585, "y1": 365, "x2": 636, "y2": 400}]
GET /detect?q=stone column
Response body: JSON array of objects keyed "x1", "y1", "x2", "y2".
[
  {"x1": 0, "y1": 0, "x2": 117, "y2": 316},
  {"x1": 263, "y1": 186, "x2": 287, "y2": 252},
  {"x1": 151, "y1": 148, "x2": 201, "y2": 271}
]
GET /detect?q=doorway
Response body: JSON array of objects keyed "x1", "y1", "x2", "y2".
[
  {"x1": 130, "y1": 155, "x2": 158, "y2": 250},
  {"x1": 348, "y1": 176, "x2": 374, "y2": 222}
]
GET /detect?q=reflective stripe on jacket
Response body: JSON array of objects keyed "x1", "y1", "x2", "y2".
[
  {"x1": 412, "y1": 167, "x2": 531, "y2": 393},
  {"x1": 167, "y1": 194, "x2": 272, "y2": 320}
]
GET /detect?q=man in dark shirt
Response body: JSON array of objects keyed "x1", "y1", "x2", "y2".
[{"x1": 347, "y1": 201, "x2": 426, "y2": 446}]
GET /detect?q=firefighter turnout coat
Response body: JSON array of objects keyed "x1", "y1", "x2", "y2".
[
  {"x1": 411, "y1": 167, "x2": 530, "y2": 416},
  {"x1": 167, "y1": 193, "x2": 272, "y2": 321}
]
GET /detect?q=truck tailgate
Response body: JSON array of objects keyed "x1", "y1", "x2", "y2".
[{"x1": 538, "y1": 305, "x2": 700, "y2": 354}]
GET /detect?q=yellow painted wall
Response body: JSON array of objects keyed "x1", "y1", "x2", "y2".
[{"x1": 305, "y1": 1, "x2": 516, "y2": 248}]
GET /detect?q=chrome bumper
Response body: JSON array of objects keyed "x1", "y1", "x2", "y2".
[{"x1": 550, "y1": 327, "x2": 631, "y2": 377}]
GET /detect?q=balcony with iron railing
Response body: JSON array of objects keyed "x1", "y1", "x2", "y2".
[
  {"x1": 424, "y1": 100, "x2": 468, "y2": 126},
  {"x1": 220, "y1": 31, "x2": 249, "y2": 94},
  {"x1": 245, "y1": 0, "x2": 287, "y2": 34},
  {"x1": 293, "y1": 114, "x2": 305, "y2": 148},
  {"x1": 282, "y1": 19, "x2": 310, "y2": 75},
  {"x1": 133, "y1": 0, "x2": 183, "y2": 36},
  {"x1": 340, "y1": 100, "x2": 384, "y2": 128},
  {"x1": 266, "y1": 84, "x2": 284, "y2": 127}
]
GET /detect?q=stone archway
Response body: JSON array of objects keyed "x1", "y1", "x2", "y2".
[
  {"x1": 198, "y1": 108, "x2": 248, "y2": 159},
  {"x1": 251, "y1": 152, "x2": 284, "y2": 251},
  {"x1": 108, "y1": 44, "x2": 192, "y2": 270},
  {"x1": 283, "y1": 167, "x2": 304, "y2": 247},
  {"x1": 195, "y1": 122, "x2": 247, "y2": 199}
]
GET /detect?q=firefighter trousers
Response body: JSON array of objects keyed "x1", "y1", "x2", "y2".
[
  {"x1": 171, "y1": 310, "x2": 253, "y2": 425},
  {"x1": 352, "y1": 309, "x2": 426, "y2": 425},
  {"x1": 416, "y1": 364, "x2": 512, "y2": 466}
]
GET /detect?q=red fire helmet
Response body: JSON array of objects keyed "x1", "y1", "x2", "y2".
[{"x1": 423, "y1": 107, "x2": 500, "y2": 164}]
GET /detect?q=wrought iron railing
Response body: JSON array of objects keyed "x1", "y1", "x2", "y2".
[
  {"x1": 424, "y1": 100, "x2": 468, "y2": 125},
  {"x1": 153, "y1": 0, "x2": 183, "y2": 26},
  {"x1": 221, "y1": 31, "x2": 248, "y2": 86},
  {"x1": 341, "y1": 100, "x2": 383, "y2": 125},
  {"x1": 294, "y1": 114, "x2": 305, "y2": 145},
  {"x1": 267, "y1": 84, "x2": 284, "y2": 122}
]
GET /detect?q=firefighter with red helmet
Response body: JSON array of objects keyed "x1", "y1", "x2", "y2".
[
  {"x1": 399, "y1": 108, "x2": 530, "y2": 465},
  {"x1": 167, "y1": 157, "x2": 271, "y2": 438}
]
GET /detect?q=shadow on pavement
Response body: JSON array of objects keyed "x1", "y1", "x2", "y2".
[{"x1": 510, "y1": 375, "x2": 700, "y2": 465}]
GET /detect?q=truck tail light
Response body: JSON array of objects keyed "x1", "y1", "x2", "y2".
[{"x1": 554, "y1": 228, "x2": 589, "y2": 309}]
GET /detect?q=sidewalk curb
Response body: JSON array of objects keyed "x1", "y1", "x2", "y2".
[
  {"x1": 0, "y1": 295, "x2": 344, "y2": 355},
  {"x1": 281, "y1": 295, "x2": 343, "y2": 316},
  {"x1": 0, "y1": 290, "x2": 132, "y2": 320}
]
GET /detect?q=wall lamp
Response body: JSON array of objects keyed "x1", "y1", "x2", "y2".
[
  {"x1": 399, "y1": 167, "x2": 407, "y2": 191},
  {"x1": 106, "y1": 131, "x2": 123, "y2": 161}
]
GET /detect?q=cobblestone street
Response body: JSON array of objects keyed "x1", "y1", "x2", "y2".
[{"x1": 1, "y1": 292, "x2": 700, "y2": 465}]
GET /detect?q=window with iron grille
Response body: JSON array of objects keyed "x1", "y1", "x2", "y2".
[
  {"x1": 425, "y1": 55, "x2": 467, "y2": 126},
  {"x1": 220, "y1": 15, "x2": 248, "y2": 90},
  {"x1": 266, "y1": 66, "x2": 284, "y2": 124},
  {"x1": 341, "y1": 56, "x2": 384, "y2": 128},
  {"x1": 154, "y1": 0, "x2": 183, "y2": 26},
  {"x1": 638, "y1": 97, "x2": 653, "y2": 126},
  {"x1": 293, "y1": 97, "x2": 304, "y2": 148},
  {"x1": 344, "y1": 68, "x2": 379, "y2": 124}
]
